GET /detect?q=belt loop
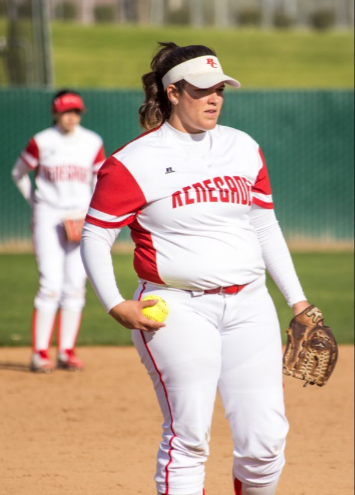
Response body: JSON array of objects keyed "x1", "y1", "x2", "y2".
[{"x1": 191, "y1": 290, "x2": 204, "y2": 297}]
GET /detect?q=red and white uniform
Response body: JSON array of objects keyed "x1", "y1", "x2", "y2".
[
  {"x1": 21, "y1": 125, "x2": 105, "y2": 209},
  {"x1": 81, "y1": 123, "x2": 306, "y2": 495},
  {"x1": 12, "y1": 125, "x2": 105, "y2": 355}
]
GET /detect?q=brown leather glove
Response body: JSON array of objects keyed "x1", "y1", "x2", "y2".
[
  {"x1": 63, "y1": 217, "x2": 85, "y2": 243},
  {"x1": 283, "y1": 305, "x2": 338, "y2": 387}
]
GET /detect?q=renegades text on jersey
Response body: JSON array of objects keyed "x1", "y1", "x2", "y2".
[{"x1": 86, "y1": 123, "x2": 274, "y2": 291}]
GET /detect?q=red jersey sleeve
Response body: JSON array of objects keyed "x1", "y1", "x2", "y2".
[
  {"x1": 93, "y1": 145, "x2": 106, "y2": 174},
  {"x1": 21, "y1": 138, "x2": 40, "y2": 170},
  {"x1": 86, "y1": 156, "x2": 147, "y2": 229},
  {"x1": 251, "y1": 148, "x2": 274, "y2": 209}
]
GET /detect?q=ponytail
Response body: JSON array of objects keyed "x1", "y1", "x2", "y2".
[{"x1": 139, "y1": 68, "x2": 171, "y2": 131}]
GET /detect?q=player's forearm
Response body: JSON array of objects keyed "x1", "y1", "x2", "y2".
[
  {"x1": 80, "y1": 223, "x2": 124, "y2": 312},
  {"x1": 249, "y1": 206, "x2": 307, "y2": 307},
  {"x1": 11, "y1": 158, "x2": 35, "y2": 206},
  {"x1": 264, "y1": 232, "x2": 308, "y2": 307}
]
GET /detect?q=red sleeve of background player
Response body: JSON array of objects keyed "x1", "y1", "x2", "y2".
[
  {"x1": 93, "y1": 145, "x2": 106, "y2": 174},
  {"x1": 86, "y1": 156, "x2": 147, "y2": 229},
  {"x1": 251, "y1": 148, "x2": 274, "y2": 209},
  {"x1": 20, "y1": 137, "x2": 40, "y2": 170}
]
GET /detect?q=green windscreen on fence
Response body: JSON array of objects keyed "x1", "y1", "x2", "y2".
[{"x1": 0, "y1": 89, "x2": 353, "y2": 245}]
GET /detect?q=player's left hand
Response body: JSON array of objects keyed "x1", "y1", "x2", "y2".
[{"x1": 283, "y1": 305, "x2": 338, "y2": 387}]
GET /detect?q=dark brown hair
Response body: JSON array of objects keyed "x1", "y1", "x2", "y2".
[{"x1": 139, "y1": 42, "x2": 216, "y2": 130}]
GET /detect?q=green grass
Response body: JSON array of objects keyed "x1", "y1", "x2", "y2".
[
  {"x1": 52, "y1": 25, "x2": 354, "y2": 89},
  {"x1": 0, "y1": 252, "x2": 353, "y2": 347},
  {"x1": 0, "y1": 20, "x2": 354, "y2": 88}
]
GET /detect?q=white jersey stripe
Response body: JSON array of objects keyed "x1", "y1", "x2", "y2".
[
  {"x1": 21, "y1": 151, "x2": 38, "y2": 170},
  {"x1": 252, "y1": 192, "x2": 273, "y2": 203},
  {"x1": 93, "y1": 161, "x2": 105, "y2": 174},
  {"x1": 87, "y1": 206, "x2": 135, "y2": 224}
]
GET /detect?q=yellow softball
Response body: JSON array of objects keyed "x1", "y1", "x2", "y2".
[{"x1": 142, "y1": 295, "x2": 169, "y2": 323}]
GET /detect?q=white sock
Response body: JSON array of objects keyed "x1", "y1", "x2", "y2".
[
  {"x1": 32, "y1": 309, "x2": 57, "y2": 352},
  {"x1": 58, "y1": 309, "x2": 82, "y2": 351},
  {"x1": 242, "y1": 481, "x2": 279, "y2": 495}
]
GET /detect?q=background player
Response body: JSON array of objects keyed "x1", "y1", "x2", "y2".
[
  {"x1": 81, "y1": 43, "x2": 316, "y2": 495},
  {"x1": 12, "y1": 90, "x2": 106, "y2": 373}
]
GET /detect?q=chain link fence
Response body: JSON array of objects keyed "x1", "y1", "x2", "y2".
[{"x1": 0, "y1": 88, "x2": 353, "y2": 247}]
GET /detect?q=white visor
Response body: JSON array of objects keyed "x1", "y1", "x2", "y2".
[{"x1": 162, "y1": 55, "x2": 241, "y2": 90}]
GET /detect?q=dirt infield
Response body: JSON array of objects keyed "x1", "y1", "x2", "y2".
[{"x1": 0, "y1": 346, "x2": 353, "y2": 495}]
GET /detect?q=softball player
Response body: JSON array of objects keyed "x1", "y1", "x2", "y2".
[
  {"x1": 81, "y1": 43, "x2": 310, "y2": 495},
  {"x1": 12, "y1": 90, "x2": 106, "y2": 373}
]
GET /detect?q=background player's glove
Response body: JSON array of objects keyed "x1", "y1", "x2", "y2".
[
  {"x1": 283, "y1": 305, "x2": 338, "y2": 387},
  {"x1": 63, "y1": 214, "x2": 85, "y2": 243}
]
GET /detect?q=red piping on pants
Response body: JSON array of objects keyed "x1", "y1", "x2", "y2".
[
  {"x1": 235, "y1": 478, "x2": 242, "y2": 495},
  {"x1": 138, "y1": 283, "x2": 177, "y2": 495}
]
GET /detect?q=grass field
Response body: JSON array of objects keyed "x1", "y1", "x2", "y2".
[
  {"x1": 0, "y1": 20, "x2": 354, "y2": 88},
  {"x1": 0, "y1": 252, "x2": 353, "y2": 347}
]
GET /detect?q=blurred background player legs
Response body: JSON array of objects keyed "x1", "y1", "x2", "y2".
[
  {"x1": 31, "y1": 205, "x2": 64, "y2": 372},
  {"x1": 57, "y1": 235, "x2": 87, "y2": 370},
  {"x1": 31, "y1": 203, "x2": 85, "y2": 372}
]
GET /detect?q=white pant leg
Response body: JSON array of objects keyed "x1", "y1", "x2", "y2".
[
  {"x1": 32, "y1": 308, "x2": 57, "y2": 352},
  {"x1": 58, "y1": 308, "x2": 82, "y2": 351},
  {"x1": 58, "y1": 245, "x2": 86, "y2": 350},
  {"x1": 33, "y1": 204, "x2": 65, "y2": 312},
  {"x1": 61, "y1": 240, "x2": 87, "y2": 311},
  {"x1": 218, "y1": 276, "x2": 289, "y2": 488},
  {"x1": 132, "y1": 283, "x2": 223, "y2": 495}
]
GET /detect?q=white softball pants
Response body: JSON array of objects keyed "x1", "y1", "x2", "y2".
[
  {"x1": 132, "y1": 275, "x2": 289, "y2": 495},
  {"x1": 33, "y1": 203, "x2": 87, "y2": 312}
]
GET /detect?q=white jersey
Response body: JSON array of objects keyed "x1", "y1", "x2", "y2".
[
  {"x1": 21, "y1": 125, "x2": 105, "y2": 210},
  {"x1": 86, "y1": 123, "x2": 274, "y2": 291}
]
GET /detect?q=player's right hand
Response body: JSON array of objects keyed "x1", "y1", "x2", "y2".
[{"x1": 109, "y1": 300, "x2": 166, "y2": 332}]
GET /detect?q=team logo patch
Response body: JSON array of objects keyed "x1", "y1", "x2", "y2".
[{"x1": 207, "y1": 58, "x2": 218, "y2": 69}]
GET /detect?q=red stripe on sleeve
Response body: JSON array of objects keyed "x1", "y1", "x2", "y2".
[
  {"x1": 26, "y1": 137, "x2": 40, "y2": 160},
  {"x1": 21, "y1": 154, "x2": 37, "y2": 170},
  {"x1": 93, "y1": 144, "x2": 106, "y2": 165},
  {"x1": 252, "y1": 197, "x2": 274, "y2": 209},
  {"x1": 90, "y1": 156, "x2": 146, "y2": 218},
  {"x1": 252, "y1": 148, "x2": 272, "y2": 196}
]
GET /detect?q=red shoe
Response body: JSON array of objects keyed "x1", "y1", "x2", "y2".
[
  {"x1": 30, "y1": 350, "x2": 54, "y2": 374},
  {"x1": 57, "y1": 349, "x2": 84, "y2": 371}
]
